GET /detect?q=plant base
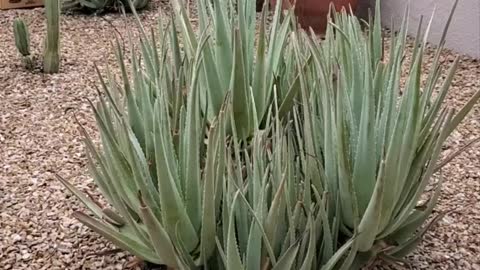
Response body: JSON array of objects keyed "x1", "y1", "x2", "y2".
[
  {"x1": 22, "y1": 55, "x2": 34, "y2": 71},
  {"x1": 43, "y1": 52, "x2": 60, "y2": 73}
]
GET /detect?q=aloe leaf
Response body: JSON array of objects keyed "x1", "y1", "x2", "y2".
[
  {"x1": 389, "y1": 174, "x2": 444, "y2": 245},
  {"x1": 153, "y1": 101, "x2": 198, "y2": 251},
  {"x1": 230, "y1": 29, "x2": 252, "y2": 140},
  {"x1": 356, "y1": 161, "x2": 385, "y2": 252},
  {"x1": 299, "y1": 216, "x2": 316, "y2": 270},
  {"x1": 183, "y1": 58, "x2": 202, "y2": 231},
  {"x1": 212, "y1": 0, "x2": 233, "y2": 89},
  {"x1": 56, "y1": 175, "x2": 105, "y2": 220},
  {"x1": 351, "y1": 50, "x2": 376, "y2": 216},
  {"x1": 226, "y1": 192, "x2": 245, "y2": 270},
  {"x1": 434, "y1": 137, "x2": 480, "y2": 172},
  {"x1": 265, "y1": 172, "x2": 287, "y2": 247},
  {"x1": 272, "y1": 241, "x2": 300, "y2": 270},
  {"x1": 74, "y1": 212, "x2": 161, "y2": 264},
  {"x1": 173, "y1": 223, "x2": 198, "y2": 269},
  {"x1": 320, "y1": 237, "x2": 356, "y2": 270},
  {"x1": 200, "y1": 119, "x2": 223, "y2": 263},
  {"x1": 312, "y1": 188, "x2": 333, "y2": 261},
  {"x1": 277, "y1": 56, "x2": 311, "y2": 120},
  {"x1": 388, "y1": 211, "x2": 448, "y2": 258},
  {"x1": 245, "y1": 218, "x2": 262, "y2": 270},
  {"x1": 138, "y1": 195, "x2": 180, "y2": 268},
  {"x1": 420, "y1": 57, "x2": 459, "y2": 141},
  {"x1": 251, "y1": 7, "x2": 267, "y2": 119},
  {"x1": 115, "y1": 37, "x2": 146, "y2": 150},
  {"x1": 234, "y1": 184, "x2": 277, "y2": 265},
  {"x1": 446, "y1": 89, "x2": 480, "y2": 136}
]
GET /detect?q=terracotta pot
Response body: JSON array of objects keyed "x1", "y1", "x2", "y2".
[{"x1": 270, "y1": 0, "x2": 358, "y2": 33}]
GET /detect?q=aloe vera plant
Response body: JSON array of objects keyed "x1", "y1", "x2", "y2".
[
  {"x1": 58, "y1": 0, "x2": 302, "y2": 264},
  {"x1": 57, "y1": 0, "x2": 480, "y2": 268},
  {"x1": 294, "y1": 0, "x2": 480, "y2": 268},
  {"x1": 13, "y1": 18, "x2": 34, "y2": 70}
]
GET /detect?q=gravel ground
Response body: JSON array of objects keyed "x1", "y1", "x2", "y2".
[{"x1": 0, "y1": 1, "x2": 479, "y2": 269}]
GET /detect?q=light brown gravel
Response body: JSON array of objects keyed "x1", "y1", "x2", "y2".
[{"x1": 0, "y1": 2, "x2": 479, "y2": 269}]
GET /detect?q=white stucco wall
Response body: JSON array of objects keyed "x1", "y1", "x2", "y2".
[{"x1": 380, "y1": 0, "x2": 480, "y2": 58}]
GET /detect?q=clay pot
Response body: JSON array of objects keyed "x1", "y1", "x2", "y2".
[{"x1": 270, "y1": 0, "x2": 358, "y2": 33}]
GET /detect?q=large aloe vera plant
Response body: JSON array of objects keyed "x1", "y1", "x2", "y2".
[
  {"x1": 58, "y1": 0, "x2": 480, "y2": 268},
  {"x1": 294, "y1": 0, "x2": 480, "y2": 268},
  {"x1": 56, "y1": 1, "x2": 312, "y2": 268},
  {"x1": 57, "y1": 14, "x2": 326, "y2": 269}
]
